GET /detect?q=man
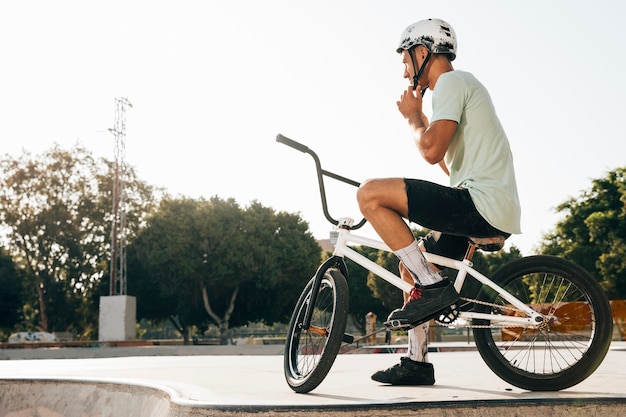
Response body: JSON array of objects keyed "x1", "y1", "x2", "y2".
[{"x1": 356, "y1": 18, "x2": 521, "y2": 385}]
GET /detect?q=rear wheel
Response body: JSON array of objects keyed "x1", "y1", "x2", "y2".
[
  {"x1": 473, "y1": 256, "x2": 612, "y2": 391},
  {"x1": 284, "y1": 268, "x2": 349, "y2": 393}
]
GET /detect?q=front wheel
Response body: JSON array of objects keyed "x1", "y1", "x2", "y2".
[
  {"x1": 284, "y1": 268, "x2": 349, "y2": 393},
  {"x1": 472, "y1": 256, "x2": 613, "y2": 391}
]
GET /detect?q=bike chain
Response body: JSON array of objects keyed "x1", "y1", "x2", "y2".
[{"x1": 435, "y1": 296, "x2": 527, "y2": 329}]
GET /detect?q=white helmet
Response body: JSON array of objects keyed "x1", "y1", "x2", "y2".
[{"x1": 397, "y1": 18, "x2": 457, "y2": 61}]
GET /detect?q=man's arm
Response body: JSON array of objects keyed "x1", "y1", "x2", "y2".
[
  {"x1": 397, "y1": 87, "x2": 457, "y2": 165},
  {"x1": 413, "y1": 119, "x2": 457, "y2": 165}
]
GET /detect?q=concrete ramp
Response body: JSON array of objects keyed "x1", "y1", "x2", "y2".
[{"x1": 0, "y1": 379, "x2": 171, "y2": 417}]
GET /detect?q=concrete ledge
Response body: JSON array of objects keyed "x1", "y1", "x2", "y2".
[{"x1": 0, "y1": 379, "x2": 172, "y2": 417}]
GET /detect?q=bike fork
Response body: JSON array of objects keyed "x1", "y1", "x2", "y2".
[{"x1": 301, "y1": 256, "x2": 354, "y2": 344}]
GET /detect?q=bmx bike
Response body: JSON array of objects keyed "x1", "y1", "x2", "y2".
[{"x1": 276, "y1": 133, "x2": 613, "y2": 394}]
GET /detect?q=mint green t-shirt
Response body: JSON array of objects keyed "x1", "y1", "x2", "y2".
[{"x1": 430, "y1": 70, "x2": 522, "y2": 234}]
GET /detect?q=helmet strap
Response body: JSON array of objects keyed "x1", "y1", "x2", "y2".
[{"x1": 409, "y1": 48, "x2": 432, "y2": 96}]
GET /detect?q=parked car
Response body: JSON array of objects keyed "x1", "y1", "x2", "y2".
[{"x1": 8, "y1": 332, "x2": 58, "y2": 343}]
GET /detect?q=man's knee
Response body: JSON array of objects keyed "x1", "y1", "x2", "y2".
[
  {"x1": 356, "y1": 179, "x2": 372, "y2": 206},
  {"x1": 358, "y1": 178, "x2": 408, "y2": 215},
  {"x1": 356, "y1": 179, "x2": 380, "y2": 213}
]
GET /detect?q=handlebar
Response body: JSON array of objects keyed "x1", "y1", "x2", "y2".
[
  {"x1": 276, "y1": 133, "x2": 367, "y2": 230},
  {"x1": 276, "y1": 134, "x2": 310, "y2": 154}
]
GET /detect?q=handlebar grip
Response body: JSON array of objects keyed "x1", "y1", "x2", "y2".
[{"x1": 276, "y1": 134, "x2": 310, "y2": 153}]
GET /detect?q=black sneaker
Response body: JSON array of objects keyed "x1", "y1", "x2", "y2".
[
  {"x1": 371, "y1": 357, "x2": 435, "y2": 385},
  {"x1": 384, "y1": 279, "x2": 460, "y2": 330}
]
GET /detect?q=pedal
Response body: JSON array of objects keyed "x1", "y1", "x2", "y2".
[
  {"x1": 435, "y1": 303, "x2": 460, "y2": 326},
  {"x1": 386, "y1": 308, "x2": 449, "y2": 330},
  {"x1": 342, "y1": 333, "x2": 354, "y2": 344},
  {"x1": 384, "y1": 318, "x2": 414, "y2": 330}
]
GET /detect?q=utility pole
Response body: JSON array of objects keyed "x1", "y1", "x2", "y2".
[
  {"x1": 99, "y1": 96, "x2": 137, "y2": 342},
  {"x1": 108, "y1": 97, "x2": 132, "y2": 296}
]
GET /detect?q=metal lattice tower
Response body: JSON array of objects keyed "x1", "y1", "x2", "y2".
[{"x1": 109, "y1": 97, "x2": 132, "y2": 295}]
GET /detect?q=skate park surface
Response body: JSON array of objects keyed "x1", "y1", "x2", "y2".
[{"x1": 1, "y1": 342, "x2": 625, "y2": 417}]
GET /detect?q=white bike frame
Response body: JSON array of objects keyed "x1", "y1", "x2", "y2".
[{"x1": 331, "y1": 218, "x2": 544, "y2": 328}]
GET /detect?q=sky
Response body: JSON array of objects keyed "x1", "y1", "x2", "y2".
[{"x1": 1, "y1": 0, "x2": 625, "y2": 256}]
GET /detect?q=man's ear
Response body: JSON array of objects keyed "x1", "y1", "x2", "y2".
[{"x1": 418, "y1": 45, "x2": 429, "y2": 60}]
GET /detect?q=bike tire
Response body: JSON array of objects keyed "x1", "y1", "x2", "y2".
[
  {"x1": 284, "y1": 268, "x2": 349, "y2": 393},
  {"x1": 472, "y1": 255, "x2": 613, "y2": 391}
]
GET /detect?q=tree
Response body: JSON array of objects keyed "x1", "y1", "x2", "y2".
[
  {"x1": 0, "y1": 144, "x2": 156, "y2": 337},
  {"x1": 540, "y1": 167, "x2": 626, "y2": 298},
  {"x1": 128, "y1": 197, "x2": 205, "y2": 343},
  {"x1": 128, "y1": 196, "x2": 321, "y2": 344},
  {"x1": 0, "y1": 248, "x2": 22, "y2": 337},
  {"x1": 231, "y1": 201, "x2": 321, "y2": 326}
]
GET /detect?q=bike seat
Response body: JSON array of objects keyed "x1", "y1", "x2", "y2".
[{"x1": 470, "y1": 235, "x2": 506, "y2": 252}]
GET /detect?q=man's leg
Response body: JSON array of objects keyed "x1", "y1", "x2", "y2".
[
  {"x1": 408, "y1": 322, "x2": 430, "y2": 362},
  {"x1": 356, "y1": 178, "x2": 415, "y2": 251},
  {"x1": 400, "y1": 261, "x2": 430, "y2": 363},
  {"x1": 356, "y1": 178, "x2": 442, "y2": 284},
  {"x1": 371, "y1": 262, "x2": 434, "y2": 385},
  {"x1": 400, "y1": 263, "x2": 430, "y2": 363},
  {"x1": 357, "y1": 178, "x2": 459, "y2": 328}
]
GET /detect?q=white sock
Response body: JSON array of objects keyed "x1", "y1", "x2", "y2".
[
  {"x1": 394, "y1": 240, "x2": 443, "y2": 286},
  {"x1": 407, "y1": 322, "x2": 430, "y2": 362}
]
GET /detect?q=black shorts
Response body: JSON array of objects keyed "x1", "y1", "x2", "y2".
[{"x1": 405, "y1": 178, "x2": 509, "y2": 261}]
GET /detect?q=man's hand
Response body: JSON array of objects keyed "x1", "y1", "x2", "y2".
[
  {"x1": 397, "y1": 87, "x2": 424, "y2": 125},
  {"x1": 397, "y1": 86, "x2": 457, "y2": 165},
  {"x1": 397, "y1": 86, "x2": 430, "y2": 134}
]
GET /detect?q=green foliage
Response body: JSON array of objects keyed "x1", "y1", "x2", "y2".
[
  {"x1": 0, "y1": 144, "x2": 156, "y2": 337},
  {"x1": 540, "y1": 167, "x2": 626, "y2": 298},
  {"x1": 236, "y1": 202, "x2": 322, "y2": 324},
  {"x1": 0, "y1": 248, "x2": 22, "y2": 334},
  {"x1": 128, "y1": 196, "x2": 321, "y2": 342}
]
